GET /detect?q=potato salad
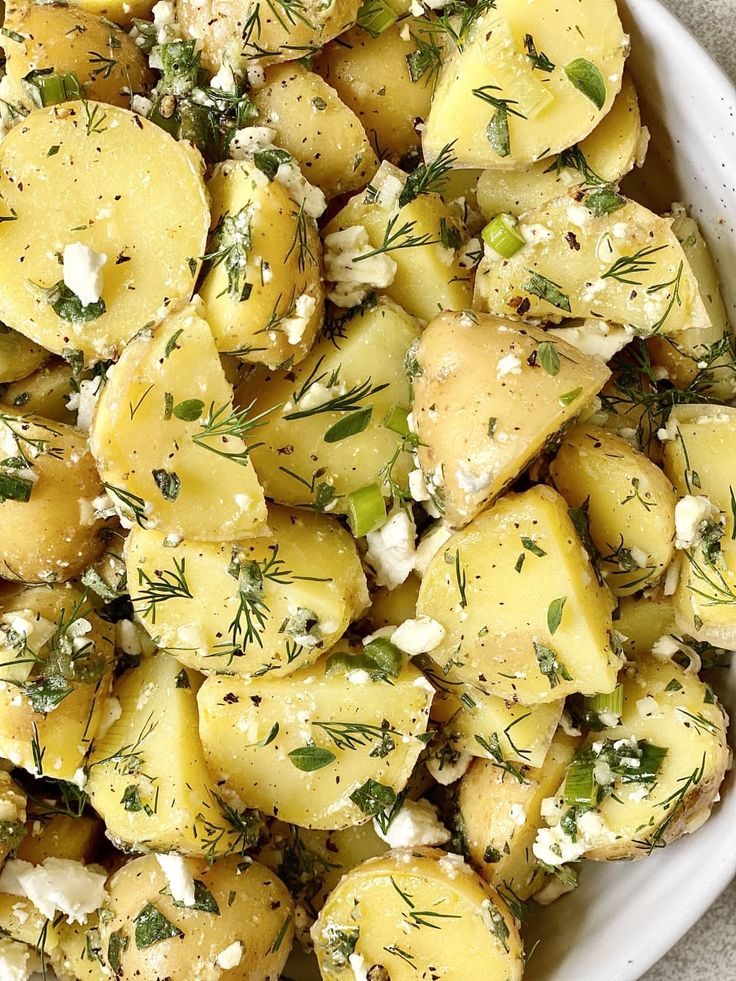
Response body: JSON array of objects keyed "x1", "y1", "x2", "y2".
[{"x1": 0, "y1": 0, "x2": 732, "y2": 978}]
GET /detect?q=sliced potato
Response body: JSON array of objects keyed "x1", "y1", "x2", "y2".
[
  {"x1": 251, "y1": 62, "x2": 379, "y2": 198},
  {"x1": 312, "y1": 848, "x2": 524, "y2": 980},
  {"x1": 0, "y1": 103, "x2": 208, "y2": 364},
  {"x1": 240, "y1": 296, "x2": 418, "y2": 510},
  {"x1": 0, "y1": 325, "x2": 48, "y2": 385},
  {"x1": 474, "y1": 195, "x2": 710, "y2": 336},
  {"x1": 423, "y1": 0, "x2": 627, "y2": 169},
  {"x1": 417, "y1": 485, "x2": 620, "y2": 704},
  {"x1": 125, "y1": 506, "x2": 368, "y2": 678},
  {"x1": 459, "y1": 732, "x2": 577, "y2": 898},
  {"x1": 476, "y1": 74, "x2": 642, "y2": 217},
  {"x1": 1, "y1": 360, "x2": 76, "y2": 424},
  {"x1": 90, "y1": 304, "x2": 267, "y2": 542},
  {"x1": 324, "y1": 161, "x2": 472, "y2": 322},
  {"x1": 0, "y1": 408, "x2": 111, "y2": 583},
  {"x1": 549, "y1": 424, "x2": 677, "y2": 595},
  {"x1": 3, "y1": 2, "x2": 152, "y2": 109},
  {"x1": 197, "y1": 652, "x2": 433, "y2": 829},
  {"x1": 199, "y1": 158, "x2": 324, "y2": 367},
  {"x1": 412, "y1": 311, "x2": 610, "y2": 527}
]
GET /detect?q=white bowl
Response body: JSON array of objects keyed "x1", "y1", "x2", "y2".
[{"x1": 524, "y1": 2, "x2": 736, "y2": 978}]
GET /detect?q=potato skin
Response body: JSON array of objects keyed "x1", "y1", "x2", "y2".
[
  {"x1": 99, "y1": 854, "x2": 294, "y2": 980},
  {"x1": 0, "y1": 409, "x2": 112, "y2": 583}
]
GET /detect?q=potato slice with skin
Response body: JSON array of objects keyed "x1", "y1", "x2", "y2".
[
  {"x1": 199, "y1": 158, "x2": 324, "y2": 367},
  {"x1": 0, "y1": 103, "x2": 208, "y2": 365},
  {"x1": 324, "y1": 161, "x2": 472, "y2": 322},
  {"x1": 550, "y1": 424, "x2": 677, "y2": 596},
  {"x1": 418, "y1": 485, "x2": 620, "y2": 704},
  {"x1": 251, "y1": 63, "x2": 379, "y2": 198},
  {"x1": 125, "y1": 506, "x2": 369, "y2": 678},
  {"x1": 98, "y1": 855, "x2": 294, "y2": 981},
  {"x1": 0, "y1": 408, "x2": 112, "y2": 582},
  {"x1": 423, "y1": 0, "x2": 627, "y2": 169},
  {"x1": 314, "y1": 20, "x2": 434, "y2": 164},
  {"x1": 0, "y1": 583, "x2": 114, "y2": 781},
  {"x1": 459, "y1": 732, "x2": 577, "y2": 899},
  {"x1": 176, "y1": 0, "x2": 361, "y2": 73},
  {"x1": 87, "y1": 652, "x2": 254, "y2": 857},
  {"x1": 312, "y1": 848, "x2": 524, "y2": 981},
  {"x1": 90, "y1": 304, "x2": 267, "y2": 542},
  {"x1": 541, "y1": 659, "x2": 730, "y2": 861},
  {"x1": 2, "y1": 2, "x2": 153, "y2": 109},
  {"x1": 476, "y1": 74, "x2": 642, "y2": 218},
  {"x1": 474, "y1": 195, "x2": 710, "y2": 336},
  {"x1": 412, "y1": 311, "x2": 610, "y2": 527},
  {"x1": 241, "y1": 297, "x2": 419, "y2": 510},
  {"x1": 0, "y1": 326, "x2": 48, "y2": 385},
  {"x1": 197, "y1": 653, "x2": 433, "y2": 830}
]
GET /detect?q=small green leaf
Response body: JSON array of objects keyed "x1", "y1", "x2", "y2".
[
  {"x1": 583, "y1": 188, "x2": 626, "y2": 216},
  {"x1": 287, "y1": 745, "x2": 336, "y2": 772},
  {"x1": 133, "y1": 903, "x2": 183, "y2": 949},
  {"x1": 349, "y1": 778, "x2": 397, "y2": 816},
  {"x1": 172, "y1": 399, "x2": 204, "y2": 422},
  {"x1": 323, "y1": 406, "x2": 373, "y2": 443},
  {"x1": 565, "y1": 58, "x2": 606, "y2": 109},
  {"x1": 486, "y1": 107, "x2": 510, "y2": 157},
  {"x1": 547, "y1": 596, "x2": 567, "y2": 635},
  {"x1": 537, "y1": 341, "x2": 560, "y2": 376},
  {"x1": 521, "y1": 271, "x2": 571, "y2": 312},
  {"x1": 152, "y1": 468, "x2": 181, "y2": 502}
]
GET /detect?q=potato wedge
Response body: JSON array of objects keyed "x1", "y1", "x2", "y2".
[
  {"x1": 312, "y1": 848, "x2": 524, "y2": 981},
  {"x1": 417, "y1": 485, "x2": 620, "y2": 704},
  {"x1": 239, "y1": 296, "x2": 419, "y2": 510},
  {"x1": 197, "y1": 652, "x2": 433, "y2": 829},
  {"x1": 476, "y1": 74, "x2": 642, "y2": 218},
  {"x1": 199, "y1": 158, "x2": 324, "y2": 367},
  {"x1": 423, "y1": 0, "x2": 627, "y2": 169},
  {"x1": 412, "y1": 311, "x2": 610, "y2": 527},
  {"x1": 0, "y1": 103, "x2": 208, "y2": 364},
  {"x1": 0, "y1": 408, "x2": 111, "y2": 582},
  {"x1": 125, "y1": 506, "x2": 368, "y2": 678},
  {"x1": 549, "y1": 424, "x2": 677, "y2": 595},
  {"x1": 90, "y1": 304, "x2": 267, "y2": 542}
]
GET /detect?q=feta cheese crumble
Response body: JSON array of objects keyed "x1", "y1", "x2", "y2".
[
  {"x1": 373, "y1": 798, "x2": 451, "y2": 847},
  {"x1": 324, "y1": 226, "x2": 397, "y2": 308},
  {"x1": 62, "y1": 243, "x2": 107, "y2": 307}
]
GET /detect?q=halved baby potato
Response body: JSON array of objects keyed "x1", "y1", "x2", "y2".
[
  {"x1": 0, "y1": 103, "x2": 208, "y2": 364},
  {"x1": 412, "y1": 311, "x2": 610, "y2": 527},
  {"x1": 423, "y1": 0, "x2": 627, "y2": 169},
  {"x1": 474, "y1": 195, "x2": 710, "y2": 336},
  {"x1": 417, "y1": 485, "x2": 620, "y2": 704},
  {"x1": 90, "y1": 303, "x2": 267, "y2": 541},
  {"x1": 125, "y1": 505, "x2": 368, "y2": 678}
]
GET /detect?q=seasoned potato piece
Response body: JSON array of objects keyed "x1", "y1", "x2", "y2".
[
  {"x1": 313, "y1": 848, "x2": 524, "y2": 980},
  {"x1": 417, "y1": 486, "x2": 620, "y2": 704},
  {"x1": 539, "y1": 659, "x2": 730, "y2": 861},
  {"x1": 1, "y1": 360, "x2": 76, "y2": 424},
  {"x1": 0, "y1": 103, "x2": 208, "y2": 364},
  {"x1": 90, "y1": 304, "x2": 267, "y2": 542},
  {"x1": 125, "y1": 506, "x2": 368, "y2": 678},
  {"x1": 459, "y1": 732, "x2": 577, "y2": 898},
  {"x1": 0, "y1": 408, "x2": 111, "y2": 582},
  {"x1": 197, "y1": 652, "x2": 433, "y2": 829},
  {"x1": 240, "y1": 297, "x2": 418, "y2": 510},
  {"x1": 251, "y1": 63, "x2": 379, "y2": 198},
  {"x1": 474, "y1": 195, "x2": 709, "y2": 336},
  {"x1": 648, "y1": 210, "x2": 736, "y2": 400},
  {"x1": 0, "y1": 584, "x2": 114, "y2": 780},
  {"x1": 176, "y1": 0, "x2": 361, "y2": 73},
  {"x1": 99, "y1": 854, "x2": 293, "y2": 980},
  {"x1": 2, "y1": 2, "x2": 152, "y2": 109},
  {"x1": 17, "y1": 811, "x2": 103, "y2": 865},
  {"x1": 423, "y1": 0, "x2": 627, "y2": 169},
  {"x1": 412, "y1": 311, "x2": 610, "y2": 527},
  {"x1": 476, "y1": 74, "x2": 642, "y2": 217},
  {"x1": 661, "y1": 405, "x2": 736, "y2": 645},
  {"x1": 549, "y1": 424, "x2": 677, "y2": 595},
  {"x1": 0, "y1": 326, "x2": 48, "y2": 385},
  {"x1": 324, "y1": 161, "x2": 472, "y2": 322},
  {"x1": 87, "y1": 653, "x2": 253, "y2": 857},
  {"x1": 0, "y1": 773, "x2": 27, "y2": 864},
  {"x1": 616, "y1": 592, "x2": 678, "y2": 660},
  {"x1": 198, "y1": 158, "x2": 323, "y2": 367},
  {"x1": 315, "y1": 20, "x2": 434, "y2": 163}
]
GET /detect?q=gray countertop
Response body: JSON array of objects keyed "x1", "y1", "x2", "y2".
[{"x1": 640, "y1": 1, "x2": 735, "y2": 978}]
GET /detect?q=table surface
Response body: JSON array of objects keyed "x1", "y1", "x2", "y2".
[{"x1": 640, "y1": 1, "x2": 736, "y2": 978}]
